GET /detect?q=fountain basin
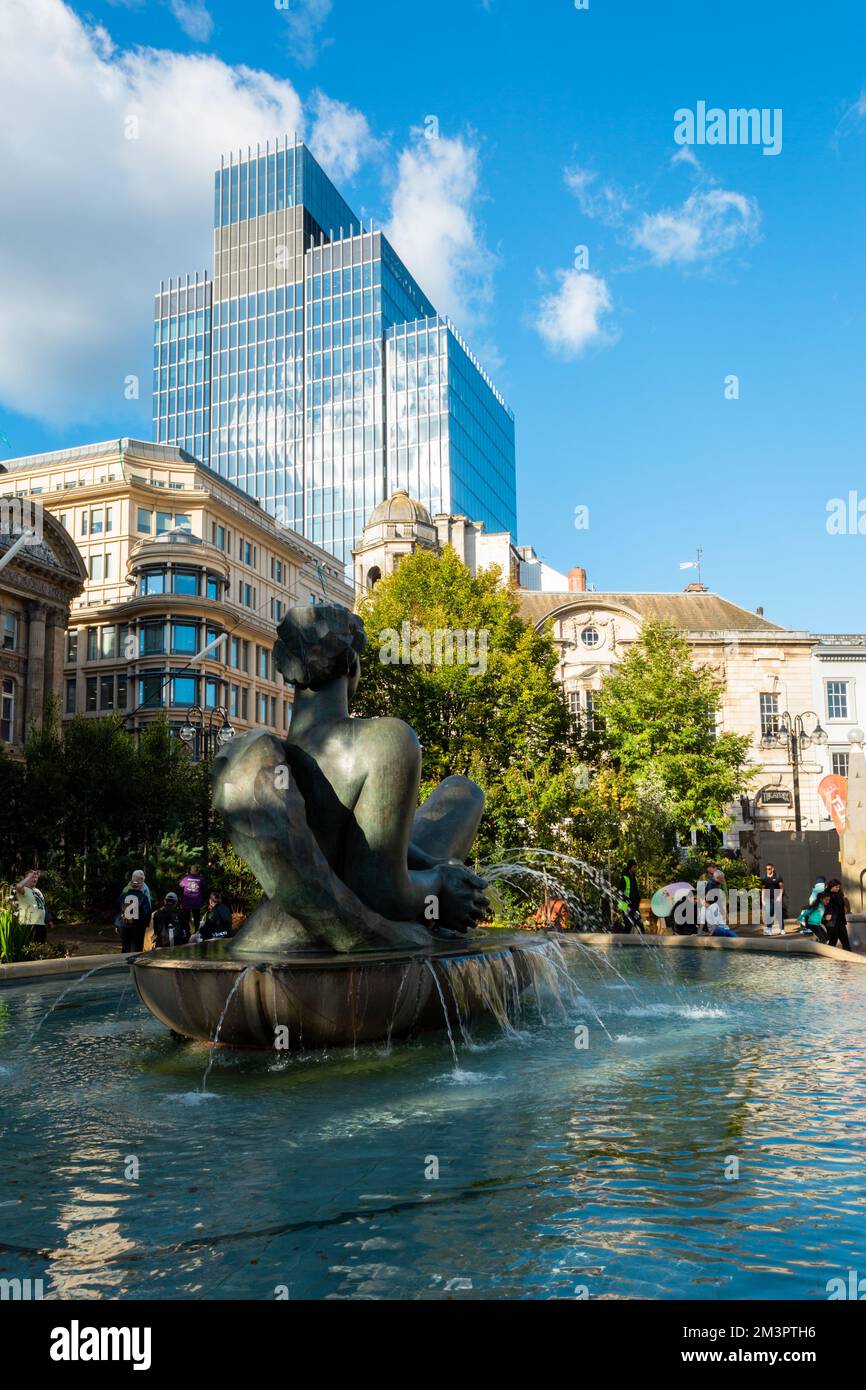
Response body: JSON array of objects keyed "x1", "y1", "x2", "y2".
[{"x1": 130, "y1": 932, "x2": 543, "y2": 1049}]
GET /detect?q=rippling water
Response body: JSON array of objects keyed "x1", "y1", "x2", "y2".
[{"x1": 1, "y1": 948, "x2": 864, "y2": 1300}]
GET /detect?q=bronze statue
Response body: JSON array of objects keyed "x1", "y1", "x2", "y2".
[{"x1": 214, "y1": 604, "x2": 490, "y2": 954}]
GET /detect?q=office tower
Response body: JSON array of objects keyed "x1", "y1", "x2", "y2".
[{"x1": 153, "y1": 139, "x2": 517, "y2": 568}]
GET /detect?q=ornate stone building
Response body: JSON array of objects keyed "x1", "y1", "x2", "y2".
[
  {"x1": 517, "y1": 582, "x2": 820, "y2": 847},
  {"x1": 0, "y1": 498, "x2": 87, "y2": 756},
  {"x1": 1, "y1": 439, "x2": 351, "y2": 742},
  {"x1": 353, "y1": 489, "x2": 568, "y2": 595}
]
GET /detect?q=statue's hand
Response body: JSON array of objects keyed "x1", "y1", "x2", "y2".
[{"x1": 434, "y1": 861, "x2": 490, "y2": 933}]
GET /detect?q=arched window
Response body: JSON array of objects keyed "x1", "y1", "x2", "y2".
[{"x1": 367, "y1": 565, "x2": 381, "y2": 589}]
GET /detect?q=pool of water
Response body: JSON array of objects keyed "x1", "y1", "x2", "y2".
[{"x1": 1, "y1": 946, "x2": 865, "y2": 1300}]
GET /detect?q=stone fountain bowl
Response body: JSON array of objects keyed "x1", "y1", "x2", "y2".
[{"x1": 130, "y1": 932, "x2": 542, "y2": 1050}]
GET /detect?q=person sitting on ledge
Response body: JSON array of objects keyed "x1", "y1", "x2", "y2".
[{"x1": 270, "y1": 604, "x2": 490, "y2": 936}]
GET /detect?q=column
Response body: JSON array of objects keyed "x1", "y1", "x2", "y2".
[
  {"x1": 24, "y1": 600, "x2": 47, "y2": 737},
  {"x1": 43, "y1": 606, "x2": 68, "y2": 715}
]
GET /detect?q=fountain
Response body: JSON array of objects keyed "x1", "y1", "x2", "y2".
[{"x1": 132, "y1": 604, "x2": 550, "y2": 1049}]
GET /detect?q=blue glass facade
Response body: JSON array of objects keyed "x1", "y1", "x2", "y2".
[{"x1": 153, "y1": 139, "x2": 517, "y2": 567}]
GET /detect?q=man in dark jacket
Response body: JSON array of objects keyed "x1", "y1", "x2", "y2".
[
  {"x1": 200, "y1": 891, "x2": 232, "y2": 941},
  {"x1": 152, "y1": 892, "x2": 189, "y2": 949}
]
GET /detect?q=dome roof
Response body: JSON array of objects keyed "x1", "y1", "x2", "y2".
[{"x1": 366, "y1": 489, "x2": 433, "y2": 528}]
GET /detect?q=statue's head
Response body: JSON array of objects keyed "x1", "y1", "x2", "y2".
[{"x1": 274, "y1": 604, "x2": 367, "y2": 693}]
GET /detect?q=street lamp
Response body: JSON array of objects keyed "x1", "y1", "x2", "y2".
[
  {"x1": 760, "y1": 709, "x2": 828, "y2": 833},
  {"x1": 179, "y1": 704, "x2": 235, "y2": 762},
  {"x1": 179, "y1": 705, "x2": 235, "y2": 870}
]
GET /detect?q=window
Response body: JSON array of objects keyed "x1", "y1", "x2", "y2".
[
  {"x1": 140, "y1": 622, "x2": 166, "y2": 656},
  {"x1": 172, "y1": 569, "x2": 200, "y2": 596},
  {"x1": 59, "y1": 512, "x2": 69, "y2": 531},
  {"x1": 584, "y1": 690, "x2": 597, "y2": 732},
  {"x1": 2, "y1": 612, "x2": 18, "y2": 651},
  {"x1": 259, "y1": 693, "x2": 268, "y2": 723},
  {"x1": 258, "y1": 647, "x2": 270, "y2": 680},
  {"x1": 80, "y1": 510, "x2": 88, "y2": 536},
  {"x1": 116, "y1": 673, "x2": 128, "y2": 710},
  {"x1": 118, "y1": 625, "x2": 131, "y2": 661},
  {"x1": 580, "y1": 626, "x2": 601, "y2": 649},
  {"x1": 137, "y1": 508, "x2": 152, "y2": 534},
  {"x1": 90, "y1": 509, "x2": 103, "y2": 535},
  {"x1": 760, "y1": 693, "x2": 780, "y2": 737},
  {"x1": 87, "y1": 628, "x2": 98, "y2": 661},
  {"x1": 832, "y1": 750, "x2": 850, "y2": 778},
  {"x1": 206, "y1": 626, "x2": 225, "y2": 661},
  {"x1": 205, "y1": 677, "x2": 220, "y2": 709},
  {"x1": 141, "y1": 567, "x2": 166, "y2": 596},
  {"x1": 243, "y1": 540, "x2": 253, "y2": 566},
  {"x1": 230, "y1": 636, "x2": 240, "y2": 669},
  {"x1": 65, "y1": 678, "x2": 76, "y2": 715},
  {"x1": 826, "y1": 680, "x2": 850, "y2": 721},
  {"x1": 215, "y1": 524, "x2": 226, "y2": 550},
  {"x1": 230, "y1": 684, "x2": 240, "y2": 718},
  {"x1": 104, "y1": 552, "x2": 114, "y2": 580},
  {"x1": 138, "y1": 673, "x2": 165, "y2": 708},
  {"x1": 100, "y1": 674, "x2": 115, "y2": 710},
  {"x1": 206, "y1": 573, "x2": 222, "y2": 601},
  {"x1": 270, "y1": 696, "x2": 277, "y2": 727},
  {"x1": 66, "y1": 631, "x2": 78, "y2": 663},
  {"x1": 174, "y1": 513, "x2": 191, "y2": 530},
  {"x1": 89, "y1": 553, "x2": 103, "y2": 581},
  {"x1": 105, "y1": 506, "x2": 114, "y2": 534},
  {"x1": 242, "y1": 687, "x2": 249, "y2": 720},
  {"x1": 100, "y1": 626, "x2": 116, "y2": 660},
  {"x1": 1, "y1": 679, "x2": 15, "y2": 742},
  {"x1": 171, "y1": 622, "x2": 199, "y2": 655},
  {"x1": 156, "y1": 511, "x2": 173, "y2": 535},
  {"x1": 172, "y1": 674, "x2": 198, "y2": 706},
  {"x1": 86, "y1": 676, "x2": 98, "y2": 711}
]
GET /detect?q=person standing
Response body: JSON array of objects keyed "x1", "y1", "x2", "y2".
[
  {"x1": 178, "y1": 862, "x2": 206, "y2": 935},
  {"x1": 14, "y1": 869, "x2": 48, "y2": 945},
  {"x1": 760, "y1": 862, "x2": 785, "y2": 936},
  {"x1": 118, "y1": 870, "x2": 152, "y2": 953},
  {"x1": 824, "y1": 879, "x2": 852, "y2": 951},
  {"x1": 617, "y1": 860, "x2": 643, "y2": 933}
]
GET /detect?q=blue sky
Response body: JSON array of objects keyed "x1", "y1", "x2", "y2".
[{"x1": 1, "y1": 0, "x2": 865, "y2": 629}]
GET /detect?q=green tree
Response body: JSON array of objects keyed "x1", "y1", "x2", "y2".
[
  {"x1": 592, "y1": 619, "x2": 752, "y2": 842},
  {"x1": 354, "y1": 547, "x2": 575, "y2": 857}
]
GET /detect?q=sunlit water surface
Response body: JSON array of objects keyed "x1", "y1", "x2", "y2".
[{"x1": 1, "y1": 947, "x2": 864, "y2": 1300}]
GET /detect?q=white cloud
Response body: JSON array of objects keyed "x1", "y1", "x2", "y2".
[
  {"x1": 384, "y1": 131, "x2": 495, "y2": 326},
  {"x1": 279, "y1": 0, "x2": 333, "y2": 68},
  {"x1": 532, "y1": 269, "x2": 613, "y2": 359},
  {"x1": 632, "y1": 188, "x2": 759, "y2": 266},
  {"x1": 168, "y1": 0, "x2": 214, "y2": 43},
  {"x1": 0, "y1": 0, "x2": 376, "y2": 428},
  {"x1": 564, "y1": 165, "x2": 630, "y2": 225},
  {"x1": 835, "y1": 86, "x2": 866, "y2": 140},
  {"x1": 309, "y1": 92, "x2": 379, "y2": 185}
]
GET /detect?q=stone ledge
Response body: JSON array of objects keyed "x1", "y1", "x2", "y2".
[
  {"x1": 577, "y1": 933, "x2": 865, "y2": 964},
  {"x1": 0, "y1": 952, "x2": 133, "y2": 982}
]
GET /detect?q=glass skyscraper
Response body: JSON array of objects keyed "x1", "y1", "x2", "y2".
[{"x1": 153, "y1": 138, "x2": 516, "y2": 567}]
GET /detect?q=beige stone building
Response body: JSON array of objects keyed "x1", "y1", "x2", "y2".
[
  {"x1": 518, "y1": 578, "x2": 821, "y2": 846},
  {"x1": 0, "y1": 497, "x2": 87, "y2": 756},
  {"x1": 0, "y1": 439, "x2": 351, "y2": 742},
  {"x1": 353, "y1": 489, "x2": 569, "y2": 595}
]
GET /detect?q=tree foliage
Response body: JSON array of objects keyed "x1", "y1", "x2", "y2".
[{"x1": 354, "y1": 547, "x2": 575, "y2": 858}]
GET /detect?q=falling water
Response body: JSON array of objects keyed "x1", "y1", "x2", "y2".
[
  {"x1": 31, "y1": 961, "x2": 125, "y2": 1039},
  {"x1": 424, "y1": 960, "x2": 461, "y2": 1071},
  {"x1": 201, "y1": 966, "x2": 258, "y2": 1092}
]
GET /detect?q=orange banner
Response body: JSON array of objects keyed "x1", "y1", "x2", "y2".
[{"x1": 818, "y1": 774, "x2": 848, "y2": 834}]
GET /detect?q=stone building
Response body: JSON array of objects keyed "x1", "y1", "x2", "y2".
[
  {"x1": 518, "y1": 579, "x2": 820, "y2": 848},
  {"x1": 0, "y1": 439, "x2": 351, "y2": 741},
  {"x1": 352, "y1": 489, "x2": 568, "y2": 595},
  {"x1": 0, "y1": 496, "x2": 87, "y2": 756},
  {"x1": 810, "y1": 634, "x2": 866, "y2": 811}
]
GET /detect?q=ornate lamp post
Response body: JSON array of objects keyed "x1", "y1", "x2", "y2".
[
  {"x1": 760, "y1": 710, "x2": 828, "y2": 833},
  {"x1": 179, "y1": 705, "x2": 235, "y2": 869}
]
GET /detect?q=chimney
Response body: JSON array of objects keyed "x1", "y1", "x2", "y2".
[
  {"x1": 568, "y1": 566, "x2": 587, "y2": 593},
  {"x1": 756, "y1": 606, "x2": 764, "y2": 616}
]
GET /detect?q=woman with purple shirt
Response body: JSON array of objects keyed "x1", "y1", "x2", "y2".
[{"x1": 178, "y1": 862, "x2": 206, "y2": 935}]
